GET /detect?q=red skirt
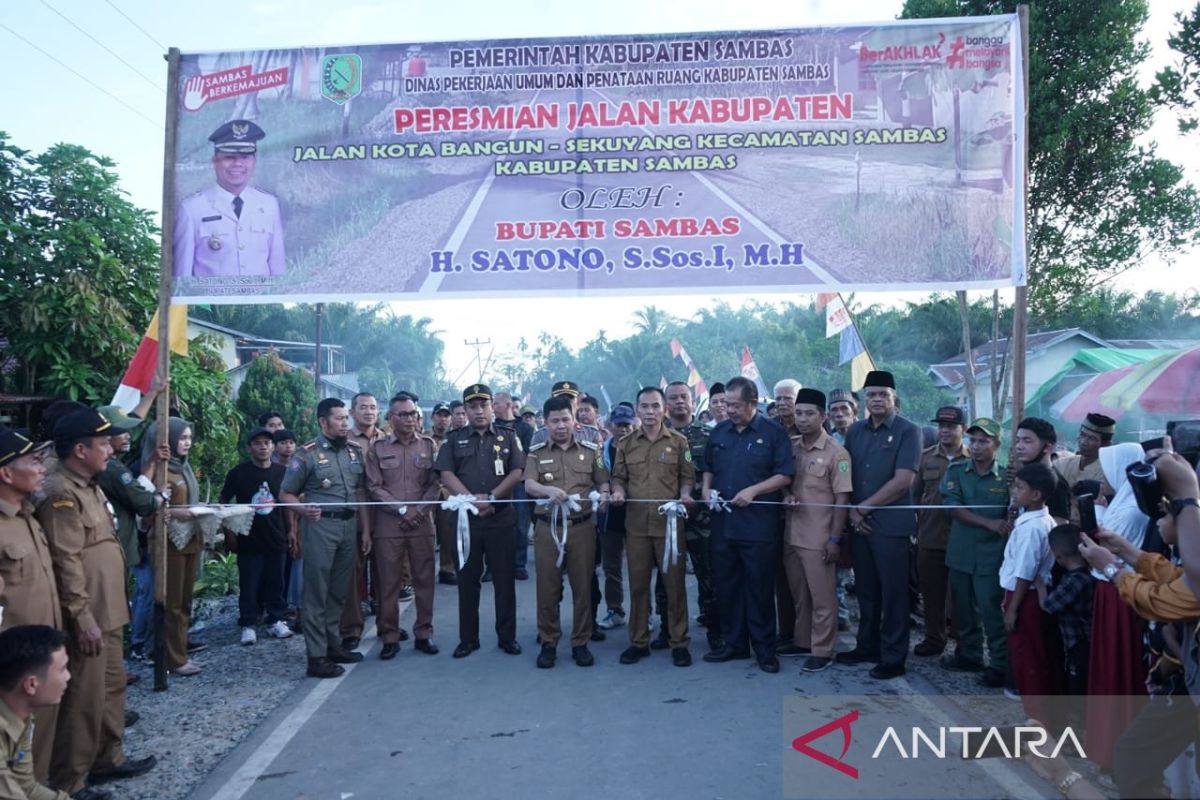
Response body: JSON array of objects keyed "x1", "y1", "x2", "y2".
[
  {"x1": 1084, "y1": 580, "x2": 1147, "y2": 771},
  {"x1": 1004, "y1": 589, "x2": 1065, "y2": 728}
]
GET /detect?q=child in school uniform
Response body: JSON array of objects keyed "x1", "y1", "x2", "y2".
[{"x1": 1001, "y1": 462, "x2": 1065, "y2": 727}]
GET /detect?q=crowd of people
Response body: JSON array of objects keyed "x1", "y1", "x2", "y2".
[{"x1": 2, "y1": 367, "x2": 1200, "y2": 799}]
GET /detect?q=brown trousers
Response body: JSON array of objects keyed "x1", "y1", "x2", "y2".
[
  {"x1": 31, "y1": 702, "x2": 58, "y2": 783},
  {"x1": 783, "y1": 544, "x2": 838, "y2": 657},
  {"x1": 166, "y1": 546, "x2": 199, "y2": 669},
  {"x1": 534, "y1": 519, "x2": 596, "y2": 648},
  {"x1": 627, "y1": 532, "x2": 689, "y2": 649},
  {"x1": 50, "y1": 627, "x2": 126, "y2": 794},
  {"x1": 375, "y1": 534, "x2": 435, "y2": 642},
  {"x1": 917, "y1": 546, "x2": 954, "y2": 648}
]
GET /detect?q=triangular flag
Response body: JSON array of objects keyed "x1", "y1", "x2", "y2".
[
  {"x1": 694, "y1": 380, "x2": 707, "y2": 401},
  {"x1": 838, "y1": 326, "x2": 865, "y2": 365},
  {"x1": 815, "y1": 293, "x2": 838, "y2": 311},
  {"x1": 669, "y1": 338, "x2": 682, "y2": 358},
  {"x1": 660, "y1": 375, "x2": 668, "y2": 390},
  {"x1": 599, "y1": 384, "x2": 614, "y2": 411},
  {"x1": 740, "y1": 346, "x2": 770, "y2": 399},
  {"x1": 111, "y1": 306, "x2": 189, "y2": 411},
  {"x1": 825, "y1": 296, "x2": 852, "y2": 337}
]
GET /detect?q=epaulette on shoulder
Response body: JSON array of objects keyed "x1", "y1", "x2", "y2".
[
  {"x1": 346, "y1": 438, "x2": 364, "y2": 448},
  {"x1": 581, "y1": 440, "x2": 599, "y2": 450},
  {"x1": 529, "y1": 442, "x2": 547, "y2": 452},
  {"x1": 301, "y1": 441, "x2": 318, "y2": 451}
]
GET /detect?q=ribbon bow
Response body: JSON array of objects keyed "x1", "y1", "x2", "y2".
[
  {"x1": 537, "y1": 493, "x2": 583, "y2": 567},
  {"x1": 657, "y1": 500, "x2": 689, "y2": 571},
  {"x1": 441, "y1": 494, "x2": 479, "y2": 570},
  {"x1": 707, "y1": 491, "x2": 732, "y2": 514}
]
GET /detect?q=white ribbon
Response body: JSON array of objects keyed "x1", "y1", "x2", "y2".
[
  {"x1": 657, "y1": 500, "x2": 689, "y2": 571},
  {"x1": 441, "y1": 494, "x2": 479, "y2": 570},
  {"x1": 707, "y1": 491, "x2": 732, "y2": 514},
  {"x1": 536, "y1": 493, "x2": 583, "y2": 567}
]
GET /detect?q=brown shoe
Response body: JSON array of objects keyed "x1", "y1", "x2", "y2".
[{"x1": 306, "y1": 657, "x2": 345, "y2": 679}]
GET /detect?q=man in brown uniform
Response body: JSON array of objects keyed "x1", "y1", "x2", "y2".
[
  {"x1": 611, "y1": 386, "x2": 695, "y2": 667},
  {"x1": 0, "y1": 426, "x2": 61, "y2": 783},
  {"x1": 365, "y1": 392, "x2": 442, "y2": 659},
  {"x1": 0, "y1": 625, "x2": 75, "y2": 800},
  {"x1": 524, "y1": 395, "x2": 610, "y2": 669},
  {"x1": 340, "y1": 392, "x2": 385, "y2": 650},
  {"x1": 37, "y1": 410, "x2": 155, "y2": 794},
  {"x1": 782, "y1": 389, "x2": 852, "y2": 673},
  {"x1": 913, "y1": 406, "x2": 969, "y2": 658},
  {"x1": 435, "y1": 385, "x2": 524, "y2": 658}
]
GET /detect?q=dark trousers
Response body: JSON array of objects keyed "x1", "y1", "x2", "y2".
[
  {"x1": 850, "y1": 533, "x2": 911, "y2": 667},
  {"x1": 776, "y1": 547, "x2": 796, "y2": 643},
  {"x1": 916, "y1": 546, "x2": 951, "y2": 648},
  {"x1": 712, "y1": 535, "x2": 779, "y2": 661},
  {"x1": 1114, "y1": 693, "x2": 1200, "y2": 800},
  {"x1": 457, "y1": 520, "x2": 517, "y2": 645},
  {"x1": 688, "y1": 530, "x2": 722, "y2": 645},
  {"x1": 513, "y1": 484, "x2": 530, "y2": 570},
  {"x1": 237, "y1": 549, "x2": 287, "y2": 626},
  {"x1": 599, "y1": 527, "x2": 626, "y2": 613}
]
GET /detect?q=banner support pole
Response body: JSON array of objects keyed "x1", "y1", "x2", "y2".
[
  {"x1": 1010, "y1": 6, "x2": 1031, "y2": 430},
  {"x1": 153, "y1": 46, "x2": 181, "y2": 692}
]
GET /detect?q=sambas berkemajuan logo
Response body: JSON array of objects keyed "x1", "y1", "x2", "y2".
[
  {"x1": 321, "y1": 54, "x2": 363, "y2": 105},
  {"x1": 790, "y1": 709, "x2": 1086, "y2": 780}
]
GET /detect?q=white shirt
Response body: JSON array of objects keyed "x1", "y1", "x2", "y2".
[{"x1": 999, "y1": 506, "x2": 1055, "y2": 591}]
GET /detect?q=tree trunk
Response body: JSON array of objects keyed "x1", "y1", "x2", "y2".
[{"x1": 957, "y1": 290, "x2": 977, "y2": 419}]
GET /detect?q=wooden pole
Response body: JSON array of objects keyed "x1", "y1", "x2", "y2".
[
  {"x1": 314, "y1": 303, "x2": 324, "y2": 391},
  {"x1": 1010, "y1": 6, "x2": 1031, "y2": 430},
  {"x1": 153, "y1": 47, "x2": 181, "y2": 692}
]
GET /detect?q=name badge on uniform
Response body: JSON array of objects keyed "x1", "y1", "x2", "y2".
[{"x1": 494, "y1": 445, "x2": 504, "y2": 476}]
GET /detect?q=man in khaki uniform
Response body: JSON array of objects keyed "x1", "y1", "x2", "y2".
[
  {"x1": 611, "y1": 387, "x2": 695, "y2": 667},
  {"x1": 913, "y1": 406, "x2": 969, "y2": 658},
  {"x1": 340, "y1": 392, "x2": 385, "y2": 650},
  {"x1": 0, "y1": 426, "x2": 61, "y2": 783},
  {"x1": 782, "y1": 390, "x2": 852, "y2": 673},
  {"x1": 0, "y1": 625, "x2": 74, "y2": 800},
  {"x1": 37, "y1": 410, "x2": 155, "y2": 794},
  {"x1": 365, "y1": 392, "x2": 441, "y2": 659},
  {"x1": 524, "y1": 395, "x2": 610, "y2": 669}
]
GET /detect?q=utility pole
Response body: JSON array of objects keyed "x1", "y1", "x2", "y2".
[{"x1": 464, "y1": 337, "x2": 491, "y2": 383}]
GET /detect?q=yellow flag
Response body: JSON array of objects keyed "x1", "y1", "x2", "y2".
[
  {"x1": 145, "y1": 306, "x2": 189, "y2": 356},
  {"x1": 850, "y1": 351, "x2": 875, "y2": 391}
]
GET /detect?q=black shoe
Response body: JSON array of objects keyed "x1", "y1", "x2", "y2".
[
  {"x1": 696, "y1": 613, "x2": 708, "y2": 628},
  {"x1": 619, "y1": 645, "x2": 651, "y2": 664},
  {"x1": 672, "y1": 647, "x2": 692, "y2": 667},
  {"x1": 499, "y1": 640, "x2": 522, "y2": 655},
  {"x1": 515, "y1": 568, "x2": 529, "y2": 580},
  {"x1": 913, "y1": 640, "x2": 945, "y2": 657},
  {"x1": 572, "y1": 645, "x2": 595, "y2": 667},
  {"x1": 707, "y1": 636, "x2": 726, "y2": 652},
  {"x1": 536, "y1": 643, "x2": 556, "y2": 668},
  {"x1": 776, "y1": 644, "x2": 812, "y2": 657},
  {"x1": 306, "y1": 657, "x2": 344, "y2": 679},
  {"x1": 703, "y1": 646, "x2": 751, "y2": 663},
  {"x1": 415, "y1": 639, "x2": 439, "y2": 655},
  {"x1": 186, "y1": 639, "x2": 207, "y2": 654},
  {"x1": 71, "y1": 787, "x2": 112, "y2": 800},
  {"x1": 759, "y1": 656, "x2": 781, "y2": 673},
  {"x1": 835, "y1": 648, "x2": 878, "y2": 665},
  {"x1": 438, "y1": 571, "x2": 457, "y2": 586},
  {"x1": 590, "y1": 627, "x2": 607, "y2": 642},
  {"x1": 482, "y1": 570, "x2": 493, "y2": 583},
  {"x1": 802, "y1": 656, "x2": 833, "y2": 673},
  {"x1": 124, "y1": 710, "x2": 139, "y2": 728},
  {"x1": 327, "y1": 646, "x2": 364, "y2": 664},
  {"x1": 869, "y1": 662, "x2": 907, "y2": 680},
  {"x1": 939, "y1": 653, "x2": 985, "y2": 672},
  {"x1": 341, "y1": 636, "x2": 361, "y2": 651},
  {"x1": 453, "y1": 641, "x2": 480, "y2": 659},
  {"x1": 650, "y1": 631, "x2": 670, "y2": 650},
  {"x1": 380, "y1": 643, "x2": 400, "y2": 660},
  {"x1": 397, "y1": 628, "x2": 410, "y2": 642},
  {"x1": 88, "y1": 754, "x2": 157, "y2": 784},
  {"x1": 978, "y1": 668, "x2": 1006, "y2": 688},
  {"x1": 397, "y1": 586, "x2": 413, "y2": 601}
]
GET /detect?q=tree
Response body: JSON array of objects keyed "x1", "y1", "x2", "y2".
[
  {"x1": 1155, "y1": 2, "x2": 1200, "y2": 131},
  {"x1": 235, "y1": 351, "x2": 319, "y2": 441},
  {"x1": 0, "y1": 134, "x2": 159, "y2": 399},
  {"x1": 169, "y1": 335, "x2": 242, "y2": 492},
  {"x1": 901, "y1": 1, "x2": 1200, "y2": 316}
]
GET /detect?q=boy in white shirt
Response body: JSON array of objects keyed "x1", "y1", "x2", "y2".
[{"x1": 1001, "y1": 462, "x2": 1063, "y2": 726}]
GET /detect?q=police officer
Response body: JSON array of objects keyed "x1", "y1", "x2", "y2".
[
  {"x1": 37, "y1": 410, "x2": 156, "y2": 794},
  {"x1": 529, "y1": 382, "x2": 604, "y2": 448},
  {"x1": 280, "y1": 398, "x2": 368, "y2": 679},
  {"x1": 340, "y1": 392, "x2": 386, "y2": 650},
  {"x1": 0, "y1": 425, "x2": 61, "y2": 784},
  {"x1": 434, "y1": 385, "x2": 524, "y2": 658},
  {"x1": 524, "y1": 395, "x2": 610, "y2": 668},
  {"x1": 173, "y1": 119, "x2": 285, "y2": 278}
]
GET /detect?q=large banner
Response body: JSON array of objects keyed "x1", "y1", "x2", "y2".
[{"x1": 169, "y1": 15, "x2": 1024, "y2": 303}]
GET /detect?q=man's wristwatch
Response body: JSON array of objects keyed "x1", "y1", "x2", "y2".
[
  {"x1": 1169, "y1": 497, "x2": 1198, "y2": 517},
  {"x1": 1102, "y1": 561, "x2": 1126, "y2": 582}
]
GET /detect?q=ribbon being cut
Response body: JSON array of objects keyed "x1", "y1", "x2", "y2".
[
  {"x1": 441, "y1": 494, "x2": 479, "y2": 570},
  {"x1": 657, "y1": 500, "x2": 689, "y2": 570},
  {"x1": 536, "y1": 490, "x2": 604, "y2": 567}
]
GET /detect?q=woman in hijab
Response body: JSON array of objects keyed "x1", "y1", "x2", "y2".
[
  {"x1": 143, "y1": 417, "x2": 205, "y2": 676},
  {"x1": 1085, "y1": 442, "x2": 1151, "y2": 772}
]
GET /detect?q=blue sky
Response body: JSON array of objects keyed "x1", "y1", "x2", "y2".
[{"x1": 2, "y1": 0, "x2": 1197, "y2": 381}]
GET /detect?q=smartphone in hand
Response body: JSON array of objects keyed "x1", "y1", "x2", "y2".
[{"x1": 1077, "y1": 494, "x2": 1098, "y2": 534}]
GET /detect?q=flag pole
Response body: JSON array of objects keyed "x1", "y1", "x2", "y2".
[
  {"x1": 1009, "y1": 5, "x2": 1031, "y2": 429},
  {"x1": 836, "y1": 292, "x2": 878, "y2": 368},
  {"x1": 153, "y1": 46, "x2": 181, "y2": 692}
]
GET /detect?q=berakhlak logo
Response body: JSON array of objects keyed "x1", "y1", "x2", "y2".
[{"x1": 791, "y1": 709, "x2": 859, "y2": 779}]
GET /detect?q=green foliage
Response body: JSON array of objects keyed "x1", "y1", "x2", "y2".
[
  {"x1": 900, "y1": 0, "x2": 1200, "y2": 316},
  {"x1": 1154, "y1": 2, "x2": 1200, "y2": 132},
  {"x1": 194, "y1": 552, "x2": 239, "y2": 598},
  {"x1": 171, "y1": 335, "x2": 242, "y2": 490},
  {"x1": 235, "y1": 351, "x2": 319, "y2": 441},
  {"x1": 0, "y1": 134, "x2": 159, "y2": 398}
]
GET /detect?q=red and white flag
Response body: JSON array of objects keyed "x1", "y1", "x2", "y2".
[
  {"x1": 740, "y1": 346, "x2": 770, "y2": 399},
  {"x1": 111, "y1": 307, "x2": 189, "y2": 411}
]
